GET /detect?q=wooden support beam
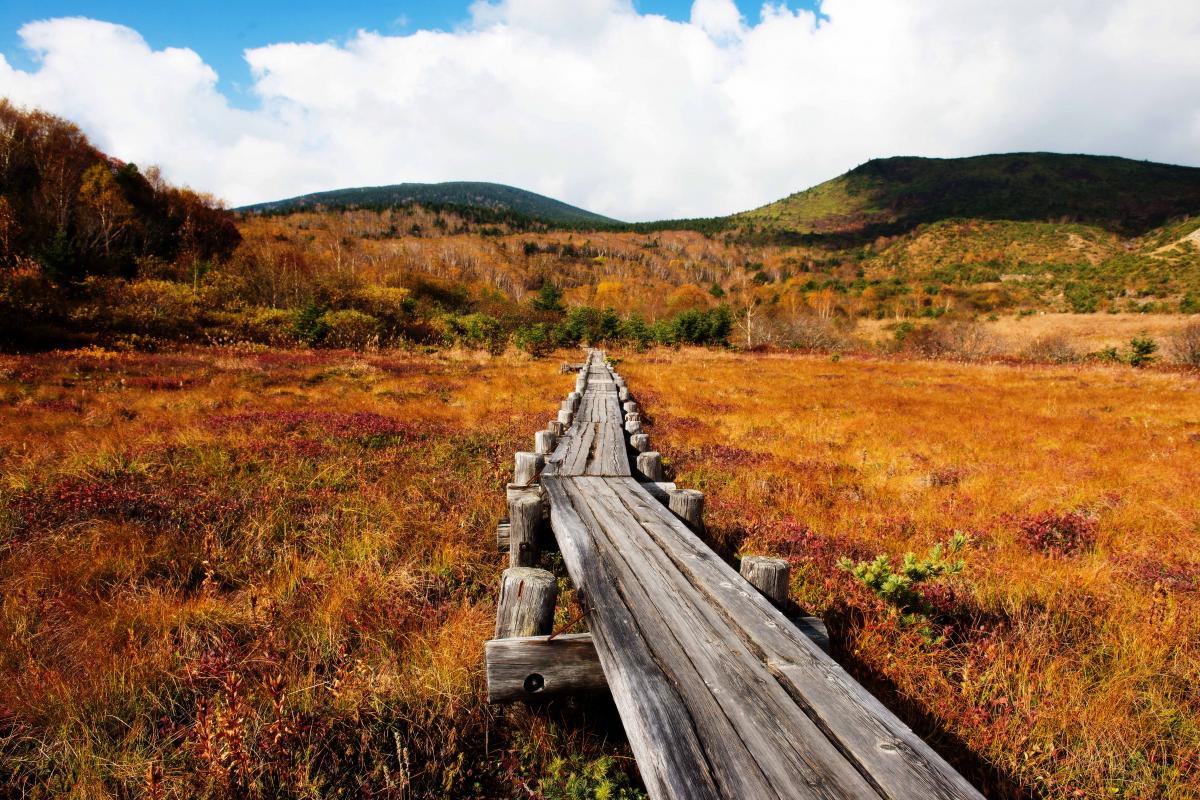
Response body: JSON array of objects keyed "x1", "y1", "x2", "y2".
[
  {"x1": 640, "y1": 481, "x2": 678, "y2": 504},
  {"x1": 739, "y1": 556, "x2": 790, "y2": 606},
  {"x1": 630, "y1": 433, "x2": 651, "y2": 452},
  {"x1": 535, "y1": 430, "x2": 556, "y2": 455},
  {"x1": 485, "y1": 633, "x2": 607, "y2": 703},
  {"x1": 794, "y1": 616, "x2": 829, "y2": 654},
  {"x1": 495, "y1": 567, "x2": 557, "y2": 638}
]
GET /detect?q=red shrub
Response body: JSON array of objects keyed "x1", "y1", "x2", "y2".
[{"x1": 1017, "y1": 510, "x2": 1098, "y2": 556}]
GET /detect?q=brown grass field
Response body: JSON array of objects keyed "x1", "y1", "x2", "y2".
[{"x1": 1, "y1": 345, "x2": 1198, "y2": 798}]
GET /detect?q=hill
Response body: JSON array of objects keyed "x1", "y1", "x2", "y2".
[
  {"x1": 735, "y1": 153, "x2": 1200, "y2": 237},
  {"x1": 238, "y1": 181, "x2": 619, "y2": 226}
]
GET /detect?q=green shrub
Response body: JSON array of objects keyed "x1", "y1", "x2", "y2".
[
  {"x1": 321, "y1": 309, "x2": 380, "y2": 350},
  {"x1": 447, "y1": 312, "x2": 507, "y2": 353},
  {"x1": 293, "y1": 303, "x2": 330, "y2": 346},
  {"x1": 1127, "y1": 336, "x2": 1158, "y2": 368},
  {"x1": 515, "y1": 322, "x2": 554, "y2": 357},
  {"x1": 839, "y1": 532, "x2": 968, "y2": 631}
]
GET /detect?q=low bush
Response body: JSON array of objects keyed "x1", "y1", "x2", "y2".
[
  {"x1": 321, "y1": 309, "x2": 380, "y2": 351},
  {"x1": 1017, "y1": 510, "x2": 1098, "y2": 556},
  {"x1": 1020, "y1": 333, "x2": 1078, "y2": 364},
  {"x1": 1167, "y1": 321, "x2": 1200, "y2": 366}
]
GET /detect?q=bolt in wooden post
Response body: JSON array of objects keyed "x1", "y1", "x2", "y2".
[
  {"x1": 668, "y1": 488, "x2": 705, "y2": 533},
  {"x1": 514, "y1": 452, "x2": 543, "y2": 486},
  {"x1": 534, "y1": 430, "x2": 555, "y2": 455},
  {"x1": 637, "y1": 451, "x2": 664, "y2": 481},
  {"x1": 509, "y1": 494, "x2": 544, "y2": 567},
  {"x1": 630, "y1": 433, "x2": 651, "y2": 452},
  {"x1": 495, "y1": 567, "x2": 557, "y2": 638},
  {"x1": 740, "y1": 556, "x2": 790, "y2": 606},
  {"x1": 625, "y1": 419, "x2": 642, "y2": 435}
]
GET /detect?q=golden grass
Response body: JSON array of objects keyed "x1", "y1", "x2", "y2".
[
  {"x1": 0, "y1": 346, "x2": 641, "y2": 798},
  {"x1": 622, "y1": 348, "x2": 1200, "y2": 798},
  {"x1": 4, "y1": 343, "x2": 1197, "y2": 798},
  {"x1": 858, "y1": 312, "x2": 1196, "y2": 355}
]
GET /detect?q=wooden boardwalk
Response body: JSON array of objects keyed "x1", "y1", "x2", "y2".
[{"x1": 493, "y1": 351, "x2": 985, "y2": 800}]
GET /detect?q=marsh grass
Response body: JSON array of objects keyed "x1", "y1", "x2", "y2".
[
  {"x1": 0, "y1": 346, "x2": 640, "y2": 798},
  {"x1": 624, "y1": 348, "x2": 1200, "y2": 799}
]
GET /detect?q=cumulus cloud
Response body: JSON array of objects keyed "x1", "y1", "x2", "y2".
[{"x1": 2, "y1": 0, "x2": 1199, "y2": 219}]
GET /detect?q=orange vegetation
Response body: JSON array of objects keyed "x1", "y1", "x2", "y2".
[
  {"x1": 623, "y1": 349, "x2": 1200, "y2": 799},
  {"x1": 2, "y1": 344, "x2": 1197, "y2": 798}
]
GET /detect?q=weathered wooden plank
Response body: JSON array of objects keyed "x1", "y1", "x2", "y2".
[
  {"x1": 558, "y1": 477, "x2": 785, "y2": 799},
  {"x1": 485, "y1": 633, "x2": 607, "y2": 702},
  {"x1": 542, "y1": 475, "x2": 723, "y2": 800},
  {"x1": 610, "y1": 478, "x2": 985, "y2": 800},
  {"x1": 576, "y1": 477, "x2": 880, "y2": 800}
]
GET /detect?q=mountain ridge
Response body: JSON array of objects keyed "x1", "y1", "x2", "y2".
[
  {"x1": 735, "y1": 152, "x2": 1200, "y2": 237},
  {"x1": 237, "y1": 180, "x2": 620, "y2": 226}
]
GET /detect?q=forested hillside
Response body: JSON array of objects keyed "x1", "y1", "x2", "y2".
[
  {"x1": 239, "y1": 181, "x2": 618, "y2": 226},
  {"x1": 2, "y1": 104, "x2": 1199, "y2": 358}
]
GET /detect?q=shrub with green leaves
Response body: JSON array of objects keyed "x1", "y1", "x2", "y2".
[
  {"x1": 838, "y1": 532, "x2": 968, "y2": 623},
  {"x1": 1127, "y1": 335, "x2": 1158, "y2": 367}
]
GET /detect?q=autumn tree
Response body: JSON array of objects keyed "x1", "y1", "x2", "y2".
[{"x1": 77, "y1": 162, "x2": 134, "y2": 259}]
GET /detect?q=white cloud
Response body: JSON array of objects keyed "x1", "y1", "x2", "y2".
[{"x1": 1, "y1": 1, "x2": 1199, "y2": 220}]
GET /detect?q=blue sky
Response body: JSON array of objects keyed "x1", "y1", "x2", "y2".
[{"x1": 0, "y1": 1, "x2": 820, "y2": 107}]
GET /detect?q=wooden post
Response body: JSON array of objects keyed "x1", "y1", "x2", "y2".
[
  {"x1": 625, "y1": 419, "x2": 642, "y2": 435},
  {"x1": 637, "y1": 451, "x2": 664, "y2": 481},
  {"x1": 557, "y1": 409, "x2": 573, "y2": 429},
  {"x1": 625, "y1": 412, "x2": 640, "y2": 425},
  {"x1": 740, "y1": 556, "x2": 790, "y2": 606},
  {"x1": 668, "y1": 489, "x2": 705, "y2": 532},
  {"x1": 509, "y1": 494, "x2": 544, "y2": 567},
  {"x1": 618, "y1": 387, "x2": 630, "y2": 402},
  {"x1": 514, "y1": 452, "x2": 543, "y2": 486},
  {"x1": 549, "y1": 420, "x2": 564, "y2": 436},
  {"x1": 534, "y1": 430, "x2": 555, "y2": 455},
  {"x1": 623, "y1": 401, "x2": 639, "y2": 414},
  {"x1": 630, "y1": 433, "x2": 651, "y2": 452},
  {"x1": 495, "y1": 567, "x2": 557, "y2": 638}
]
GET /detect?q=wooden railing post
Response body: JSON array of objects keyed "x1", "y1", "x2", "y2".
[
  {"x1": 495, "y1": 567, "x2": 557, "y2": 638},
  {"x1": 534, "y1": 430, "x2": 555, "y2": 455},
  {"x1": 509, "y1": 494, "x2": 544, "y2": 567},
  {"x1": 636, "y1": 451, "x2": 664, "y2": 481},
  {"x1": 740, "y1": 556, "x2": 790, "y2": 606},
  {"x1": 514, "y1": 451, "x2": 543, "y2": 486},
  {"x1": 668, "y1": 488, "x2": 705, "y2": 533}
]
